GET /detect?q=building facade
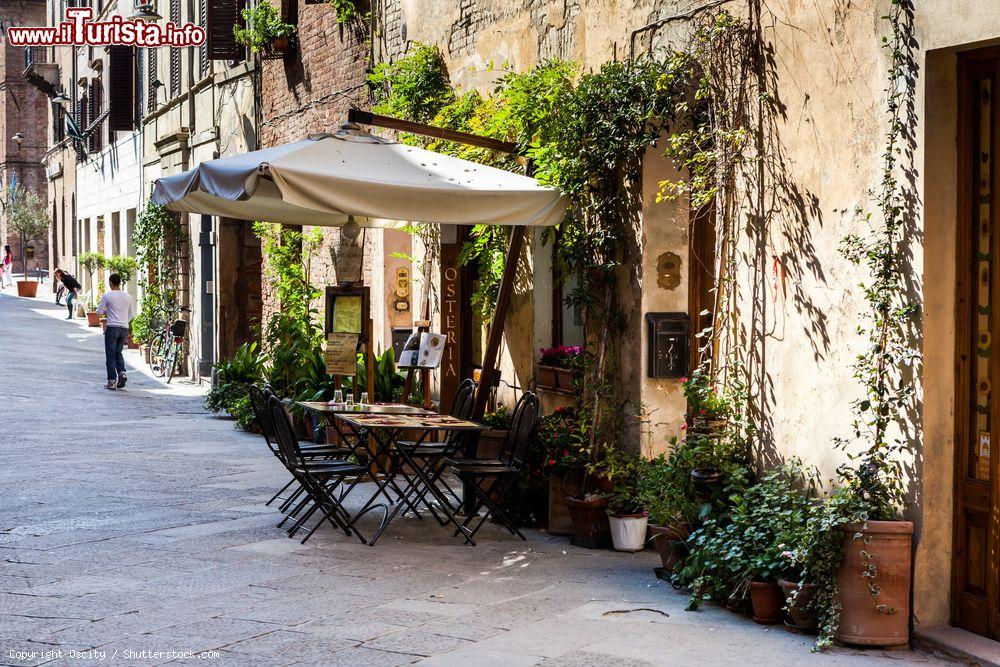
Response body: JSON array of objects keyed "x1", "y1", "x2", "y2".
[{"x1": 1, "y1": 0, "x2": 50, "y2": 280}]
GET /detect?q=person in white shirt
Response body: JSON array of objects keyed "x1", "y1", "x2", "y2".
[{"x1": 97, "y1": 273, "x2": 136, "y2": 390}]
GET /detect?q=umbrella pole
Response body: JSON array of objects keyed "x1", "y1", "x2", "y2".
[{"x1": 472, "y1": 225, "x2": 525, "y2": 420}]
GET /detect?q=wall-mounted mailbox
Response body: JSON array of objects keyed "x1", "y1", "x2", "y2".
[{"x1": 646, "y1": 312, "x2": 690, "y2": 379}]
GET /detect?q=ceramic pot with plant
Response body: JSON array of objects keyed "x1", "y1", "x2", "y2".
[
  {"x1": 778, "y1": 578, "x2": 819, "y2": 633},
  {"x1": 539, "y1": 406, "x2": 591, "y2": 532},
  {"x1": 681, "y1": 369, "x2": 731, "y2": 437},
  {"x1": 233, "y1": 2, "x2": 297, "y2": 56},
  {"x1": 638, "y1": 442, "x2": 700, "y2": 568},
  {"x1": 564, "y1": 493, "x2": 610, "y2": 548},
  {"x1": 601, "y1": 449, "x2": 648, "y2": 552}
]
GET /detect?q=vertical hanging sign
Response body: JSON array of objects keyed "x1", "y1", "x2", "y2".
[{"x1": 439, "y1": 244, "x2": 462, "y2": 411}]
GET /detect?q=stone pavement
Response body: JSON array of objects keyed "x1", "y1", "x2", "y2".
[{"x1": 0, "y1": 289, "x2": 948, "y2": 666}]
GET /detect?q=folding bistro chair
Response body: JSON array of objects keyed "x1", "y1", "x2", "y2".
[
  {"x1": 397, "y1": 378, "x2": 477, "y2": 510},
  {"x1": 447, "y1": 392, "x2": 540, "y2": 541},
  {"x1": 266, "y1": 395, "x2": 369, "y2": 543}
]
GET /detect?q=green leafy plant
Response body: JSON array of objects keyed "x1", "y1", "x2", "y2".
[
  {"x1": 205, "y1": 342, "x2": 265, "y2": 431},
  {"x1": 537, "y1": 406, "x2": 591, "y2": 475},
  {"x1": 105, "y1": 255, "x2": 138, "y2": 284},
  {"x1": 482, "y1": 405, "x2": 512, "y2": 430},
  {"x1": 132, "y1": 204, "x2": 181, "y2": 345},
  {"x1": 233, "y1": 2, "x2": 296, "y2": 53},
  {"x1": 681, "y1": 368, "x2": 731, "y2": 417},
  {"x1": 348, "y1": 348, "x2": 406, "y2": 402},
  {"x1": 599, "y1": 449, "x2": 645, "y2": 516},
  {"x1": 326, "y1": 0, "x2": 356, "y2": 23},
  {"x1": 638, "y1": 441, "x2": 701, "y2": 533},
  {"x1": 680, "y1": 461, "x2": 815, "y2": 609}
]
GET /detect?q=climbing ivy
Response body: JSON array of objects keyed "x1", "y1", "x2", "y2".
[{"x1": 132, "y1": 204, "x2": 181, "y2": 345}]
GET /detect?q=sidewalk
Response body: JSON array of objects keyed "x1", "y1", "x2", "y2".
[{"x1": 0, "y1": 292, "x2": 948, "y2": 666}]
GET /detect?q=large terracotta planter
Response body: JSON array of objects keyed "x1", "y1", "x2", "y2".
[
  {"x1": 779, "y1": 579, "x2": 818, "y2": 633},
  {"x1": 749, "y1": 581, "x2": 784, "y2": 624},
  {"x1": 836, "y1": 520, "x2": 914, "y2": 647},
  {"x1": 537, "y1": 365, "x2": 559, "y2": 391},
  {"x1": 547, "y1": 474, "x2": 580, "y2": 535},
  {"x1": 86, "y1": 311, "x2": 101, "y2": 327},
  {"x1": 564, "y1": 495, "x2": 610, "y2": 548},
  {"x1": 554, "y1": 367, "x2": 574, "y2": 392},
  {"x1": 16, "y1": 280, "x2": 38, "y2": 297}
]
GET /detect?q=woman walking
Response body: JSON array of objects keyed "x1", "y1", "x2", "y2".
[{"x1": 1, "y1": 245, "x2": 12, "y2": 288}]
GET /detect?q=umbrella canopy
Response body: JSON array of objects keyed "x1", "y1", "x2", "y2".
[{"x1": 151, "y1": 125, "x2": 566, "y2": 228}]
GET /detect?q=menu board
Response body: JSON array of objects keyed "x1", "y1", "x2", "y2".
[
  {"x1": 397, "y1": 332, "x2": 446, "y2": 369},
  {"x1": 331, "y1": 295, "x2": 363, "y2": 334},
  {"x1": 326, "y1": 333, "x2": 359, "y2": 376}
]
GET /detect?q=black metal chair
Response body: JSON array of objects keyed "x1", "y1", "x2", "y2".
[
  {"x1": 267, "y1": 395, "x2": 369, "y2": 544},
  {"x1": 248, "y1": 385, "x2": 350, "y2": 512},
  {"x1": 397, "y1": 378, "x2": 476, "y2": 509},
  {"x1": 447, "y1": 391, "x2": 539, "y2": 541}
]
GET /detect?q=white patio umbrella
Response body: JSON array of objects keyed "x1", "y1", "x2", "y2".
[{"x1": 151, "y1": 125, "x2": 566, "y2": 229}]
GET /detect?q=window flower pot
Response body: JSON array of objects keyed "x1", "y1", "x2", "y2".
[
  {"x1": 86, "y1": 311, "x2": 101, "y2": 327},
  {"x1": 749, "y1": 581, "x2": 784, "y2": 624},
  {"x1": 609, "y1": 513, "x2": 648, "y2": 552},
  {"x1": 16, "y1": 280, "x2": 38, "y2": 297},
  {"x1": 555, "y1": 367, "x2": 574, "y2": 392},
  {"x1": 537, "y1": 364, "x2": 559, "y2": 391},
  {"x1": 778, "y1": 579, "x2": 818, "y2": 633},
  {"x1": 835, "y1": 520, "x2": 913, "y2": 647},
  {"x1": 263, "y1": 35, "x2": 295, "y2": 59},
  {"x1": 564, "y1": 495, "x2": 610, "y2": 549}
]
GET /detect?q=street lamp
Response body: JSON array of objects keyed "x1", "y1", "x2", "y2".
[{"x1": 129, "y1": 3, "x2": 162, "y2": 21}]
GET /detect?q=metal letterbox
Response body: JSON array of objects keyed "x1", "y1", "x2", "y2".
[{"x1": 646, "y1": 312, "x2": 690, "y2": 378}]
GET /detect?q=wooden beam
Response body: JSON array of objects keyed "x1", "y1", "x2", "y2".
[
  {"x1": 349, "y1": 108, "x2": 519, "y2": 155},
  {"x1": 471, "y1": 225, "x2": 526, "y2": 421}
]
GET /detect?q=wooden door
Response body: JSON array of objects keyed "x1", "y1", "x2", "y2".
[{"x1": 954, "y1": 48, "x2": 1000, "y2": 640}]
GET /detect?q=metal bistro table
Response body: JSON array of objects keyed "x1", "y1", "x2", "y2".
[{"x1": 334, "y1": 412, "x2": 488, "y2": 546}]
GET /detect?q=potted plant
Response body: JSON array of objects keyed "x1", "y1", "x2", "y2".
[
  {"x1": 681, "y1": 368, "x2": 730, "y2": 436},
  {"x1": 233, "y1": 2, "x2": 297, "y2": 58},
  {"x1": 3, "y1": 186, "x2": 50, "y2": 297},
  {"x1": 478, "y1": 405, "x2": 512, "y2": 459},
  {"x1": 538, "y1": 406, "x2": 590, "y2": 535},
  {"x1": 85, "y1": 298, "x2": 101, "y2": 327},
  {"x1": 639, "y1": 442, "x2": 701, "y2": 572},
  {"x1": 536, "y1": 345, "x2": 581, "y2": 393},
  {"x1": 205, "y1": 342, "x2": 265, "y2": 432},
  {"x1": 778, "y1": 563, "x2": 820, "y2": 633},
  {"x1": 603, "y1": 449, "x2": 647, "y2": 552}
]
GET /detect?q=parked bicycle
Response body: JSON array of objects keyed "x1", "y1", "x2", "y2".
[{"x1": 149, "y1": 305, "x2": 191, "y2": 383}]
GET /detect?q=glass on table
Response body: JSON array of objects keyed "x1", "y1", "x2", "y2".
[
  {"x1": 360, "y1": 392, "x2": 369, "y2": 407},
  {"x1": 345, "y1": 394, "x2": 355, "y2": 410}
]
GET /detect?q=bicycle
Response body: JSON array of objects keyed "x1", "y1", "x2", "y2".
[{"x1": 149, "y1": 305, "x2": 191, "y2": 383}]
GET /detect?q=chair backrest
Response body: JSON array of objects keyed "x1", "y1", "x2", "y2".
[
  {"x1": 502, "y1": 392, "x2": 540, "y2": 467},
  {"x1": 267, "y1": 395, "x2": 304, "y2": 469},
  {"x1": 451, "y1": 379, "x2": 476, "y2": 420},
  {"x1": 248, "y1": 385, "x2": 280, "y2": 455}
]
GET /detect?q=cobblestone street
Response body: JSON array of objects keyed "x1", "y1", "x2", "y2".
[{"x1": 0, "y1": 291, "x2": 946, "y2": 666}]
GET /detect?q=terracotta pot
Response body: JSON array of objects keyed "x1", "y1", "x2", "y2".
[
  {"x1": 724, "y1": 595, "x2": 748, "y2": 614},
  {"x1": 270, "y1": 35, "x2": 290, "y2": 50},
  {"x1": 126, "y1": 333, "x2": 139, "y2": 350},
  {"x1": 537, "y1": 365, "x2": 559, "y2": 391},
  {"x1": 649, "y1": 524, "x2": 690, "y2": 570},
  {"x1": 749, "y1": 581, "x2": 784, "y2": 624},
  {"x1": 16, "y1": 280, "x2": 38, "y2": 297},
  {"x1": 564, "y1": 495, "x2": 610, "y2": 548},
  {"x1": 779, "y1": 579, "x2": 818, "y2": 633},
  {"x1": 836, "y1": 520, "x2": 913, "y2": 647},
  {"x1": 547, "y1": 474, "x2": 581, "y2": 535},
  {"x1": 690, "y1": 468, "x2": 723, "y2": 498},
  {"x1": 100, "y1": 317, "x2": 107, "y2": 332},
  {"x1": 86, "y1": 311, "x2": 101, "y2": 327}
]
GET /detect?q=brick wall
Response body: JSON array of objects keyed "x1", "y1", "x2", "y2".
[
  {"x1": 0, "y1": 0, "x2": 50, "y2": 276},
  {"x1": 259, "y1": 1, "x2": 371, "y2": 325}
]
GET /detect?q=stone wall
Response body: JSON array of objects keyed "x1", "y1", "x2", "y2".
[{"x1": 0, "y1": 0, "x2": 50, "y2": 277}]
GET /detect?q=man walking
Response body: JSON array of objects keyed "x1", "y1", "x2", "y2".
[
  {"x1": 53, "y1": 269, "x2": 81, "y2": 319},
  {"x1": 96, "y1": 273, "x2": 135, "y2": 390}
]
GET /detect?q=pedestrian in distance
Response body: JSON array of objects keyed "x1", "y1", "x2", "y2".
[
  {"x1": 53, "y1": 268, "x2": 81, "y2": 319},
  {"x1": 97, "y1": 273, "x2": 135, "y2": 390},
  {"x1": 1, "y1": 245, "x2": 12, "y2": 288}
]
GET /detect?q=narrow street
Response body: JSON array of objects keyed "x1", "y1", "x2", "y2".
[{"x1": 0, "y1": 291, "x2": 943, "y2": 666}]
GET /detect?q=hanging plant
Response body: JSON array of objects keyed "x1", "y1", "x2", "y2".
[{"x1": 233, "y1": 2, "x2": 297, "y2": 55}]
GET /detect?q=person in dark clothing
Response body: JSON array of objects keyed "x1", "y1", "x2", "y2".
[{"x1": 53, "y1": 268, "x2": 81, "y2": 319}]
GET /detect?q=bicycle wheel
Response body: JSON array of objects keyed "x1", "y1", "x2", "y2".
[
  {"x1": 165, "y1": 343, "x2": 178, "y2": 383},
  {"x1": 151, "y1": 335, "x2": 169, "y2": 378}
]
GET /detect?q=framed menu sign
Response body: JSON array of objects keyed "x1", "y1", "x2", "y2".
[
  {"x1": 326, "y1": 333, "x2": 359, "y2": 376},
  {"x1": 325, "y1": 285, "x2": 370, "y2": 341}
]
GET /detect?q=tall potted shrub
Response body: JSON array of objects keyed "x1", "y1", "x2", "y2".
[
  {"x1": 539, "y1": 406, "x2": 590, "y2": 535},
  {"x1": 4, "y1": 187, "x2": 50, "y2": 297},
  {"x1": 603, "y1": 449, "x2": 647, "y2": 552}
]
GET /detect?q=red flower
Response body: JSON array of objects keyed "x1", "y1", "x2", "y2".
[
  {"x1": 562, "y1": 450, "x2": 569, "y2": 456},
  {"x1": 548, "y1": 459, "x2": 556, "y2": 466},
  {"x1": 699, "y1": 408, "x2": 706, "y2": 415},
  {"x1": 680, "y1": 376, "x2": 688, "y2": 384},
  {"x1": 681, "y1": 423, "x2": 687, "y2": 430}
]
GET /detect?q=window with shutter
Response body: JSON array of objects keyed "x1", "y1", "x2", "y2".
[
  {"x1": 108, "y1": 45, "x2": 135, "y2": 133},
  {"x1": 169, "y1": 0, "x2": 181, "y2": 97},
  {"x1": 76, "y1": 93, "x2": 87, "y2": 161},
  {"x1": 207, "y1": 0, "x2": 245, "y2": 62},
  {"x1": 52, "y1": 101, "x2": 65, "y2": 143},
  {"x1": 147, "y1": 48, "x2": 157, "y2": 112},
  {"x1": 199, "y1": 0, "x2": 209, "y2": 76},
  {"x1": 88, "y1": 80, "x2": 102, "y2": 153}
]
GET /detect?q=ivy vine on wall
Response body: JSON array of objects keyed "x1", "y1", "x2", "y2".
[{"x1": 131, "y1": 204, "x2": 182, "y2": 345}]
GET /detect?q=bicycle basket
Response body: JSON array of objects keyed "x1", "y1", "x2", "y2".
[{"x1": 170, "y1": 319, "x2": 187, "y2": 338}]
